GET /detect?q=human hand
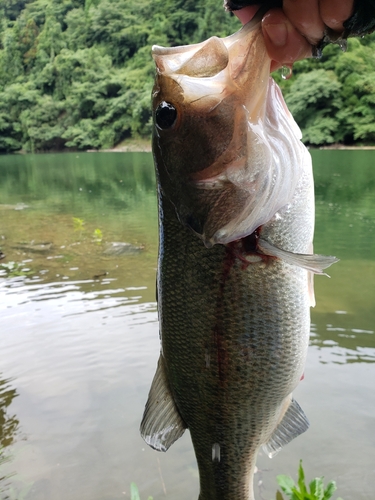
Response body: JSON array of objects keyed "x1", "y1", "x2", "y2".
[{"x1": 234, "y1": 1, "x2": 354, "y2": 71}]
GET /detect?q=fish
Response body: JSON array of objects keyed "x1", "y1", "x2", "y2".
[{"x1": 140, "y1": 11, "x2": 337, "y2": 500}]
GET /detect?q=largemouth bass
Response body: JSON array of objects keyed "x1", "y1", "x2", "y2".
[{"x1": 140, "y1": 13, "x2": 337, "y2": 500}]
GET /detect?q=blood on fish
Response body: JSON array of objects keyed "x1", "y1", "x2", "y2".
[
  {"x1": 213, "y1": 245, "x2": 236, "y2": 383},
  {"x1": 226, "y1": 228, "x2": 276, "y2": 270},
  {"x1": 212, "y1": 229, "x2": 275, "y2": 382}
]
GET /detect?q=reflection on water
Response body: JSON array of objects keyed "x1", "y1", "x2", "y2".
[
  {"x1": 0, "y1": 153, "x2": 158, "y2": 300},
  {"x1": 311, "y1": 322, "x2": 375, "y2": 364},
  {"x1": 0, "y1": 378, "x2": 19, "y2": 449},
  {"x1": 0, "y1": 377, "x2": 19, "y2": 497},
  {"x1": 311, "y1": 150, "x2": 375, "y2": 369},
  {"x1": 0, "y1": 151, "x2": 375, "y2": 499}
]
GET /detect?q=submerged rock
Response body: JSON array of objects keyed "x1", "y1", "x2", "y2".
[
  {"x1": 0, "y1": 203, "x2": 29, "y2": 211},
  {"x1": 103, "y1": 242, "x2": 144, "y2": 256},
  {"x1": 12, "y1": 241, "x2": 53, "y2": 253}
]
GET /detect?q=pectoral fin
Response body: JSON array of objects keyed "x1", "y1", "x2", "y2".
[
  {"x1": 263, "y1": 399, "x2": 309, "y2": 458},
  {"x1": 258, "y1": 238, "x2": 339, "y2": 275},
  {"x1": 140, "y1": 355, "x2": 187, "y2": 452}
]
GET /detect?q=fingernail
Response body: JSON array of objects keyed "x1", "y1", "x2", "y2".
[{"x1": 262, "y1": 21, "x2": 288, "y2": 47}]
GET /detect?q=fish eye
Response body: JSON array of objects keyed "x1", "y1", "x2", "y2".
[{"x1": 155, "y1": 101, "x2": 178, "y2": 130}]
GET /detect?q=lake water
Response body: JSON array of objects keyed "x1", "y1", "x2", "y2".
[{"x1": 0, "y1": 151, "x2": 374, "y2": 500}]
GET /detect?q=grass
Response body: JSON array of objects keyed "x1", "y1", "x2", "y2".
[
  {"x1": 130, "y1": 482, "x2": 153, "y2": 500},
  {"x1": 276, "y1": 461, "x2": 343, "y2": 500}
]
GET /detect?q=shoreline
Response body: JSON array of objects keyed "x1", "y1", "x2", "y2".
[
  {"x1": 105, "y1": 140, "x2": 375, "y2": 153},
  {"x1": 96, "y1": 138, "x2": 375, "y2": 153},
  {"x1": 10, "y1": 140, "x2": 375, "y2": 155},
  {"x1": 319, "y1": 144, "x2": 375, "y2": 150},
  {"x1": 97, "y1": 138, "x2": 152, "y2": 153}
]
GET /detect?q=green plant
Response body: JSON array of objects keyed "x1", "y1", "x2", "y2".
[
  {"x1": 93, "y1": 228, "x2": 103, "y2": 243},
  {"x1": 276, "y1": 461, "x2": 343, "y2": 500},
  {"x1": 130, "y1": 482, "x2": 153, "y2": 500},
  {"x1": 73, "y1": 217, "x2": 85, "y2": 232}
]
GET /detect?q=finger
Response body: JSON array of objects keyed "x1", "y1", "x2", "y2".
[
  {"x1": 262, "y1": 9, "x2": 312, "y2": 68},
  {"x1": 233, "y1": 5, "x2": 261, "y2": 25},
  {"x1": 283, "y1": 0, "x2": 325, "y2": 44},
  {"x1": 319, "y1": 0, "x2": 354, "y2": 32}
]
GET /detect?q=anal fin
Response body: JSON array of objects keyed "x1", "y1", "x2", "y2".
[
  {"x1": 140, "y1": 355, "x2": 187, "y2": 452},
  {"x1": 263, "y1": 399, "x2": 309, "y2": 458}
]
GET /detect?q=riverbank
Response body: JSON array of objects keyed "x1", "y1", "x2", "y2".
[
  {"x1": 102, "y1": 138, "x2": 151, "y2": 153},
  {"x1": 107, "y1": 139, "x2": 375, "y2": 153},
  {"x1": 320, "y1": 143, "x2": 375, "y2": 150},
  {"x1": 10, "y1": 139, "x2": 375, "y2": 155}
]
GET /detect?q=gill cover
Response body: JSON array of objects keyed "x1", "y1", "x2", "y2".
[{"x1": 152, "y1": 14, "x2": 306, "y2": 247}]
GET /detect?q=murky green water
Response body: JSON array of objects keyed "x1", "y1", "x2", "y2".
[{"x1": 0, "y1": 151, "x2": 374, "y2": 500}]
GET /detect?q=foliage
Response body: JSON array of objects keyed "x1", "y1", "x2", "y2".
[
  {"x1": 276, "y1": 461, "x2": 343, "y2": 500},
  {"x1": 280, "y1": 36, "x2": 375, "y2": 145},
  {"x1": 130, "y1": 482, "x2": 153, "y2": 500},
  {"x1": 93, "y1": 228, "x2": 103, "y2": 243},
  {"x1": 1, "y1": 1, "x2": 375, "y2": 151},
  {"x1": 285, "y1": 69, "x2": 342, "y2": 145},
  {"x1": 0, "y1": 0, "x2": 240, "y2": 152},
  {"x1": 72, "y1": 216, "x2": 85, "y2": 232}
]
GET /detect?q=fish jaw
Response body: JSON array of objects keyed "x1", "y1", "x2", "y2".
[{"x1": 152, "y1": 19, "x2": 277, "y2": 246}]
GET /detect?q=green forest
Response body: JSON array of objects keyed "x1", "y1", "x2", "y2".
[{"x1": 1, "y1": 0, "x2": 375, "y2": 152}]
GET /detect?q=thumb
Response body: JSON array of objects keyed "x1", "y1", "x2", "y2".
[{"x1": 262, "y1": 9, "x2": 312, "y2": 69}]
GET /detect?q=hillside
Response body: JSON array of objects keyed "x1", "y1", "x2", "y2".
[{"x1": 1, "y1": 0, "x2": 375, "y2": 152}]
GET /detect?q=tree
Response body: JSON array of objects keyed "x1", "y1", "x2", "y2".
[
  {"x1": 2, "y1": 0, "x2": 375, "y2": 152},
  {"x1": 286, "y1": 69, "x2": 343, "y2": 145}
]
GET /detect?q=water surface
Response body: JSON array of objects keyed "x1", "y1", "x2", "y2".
[{"x1": 0, "y1": 151, "x2": 374, "y2": 500}]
